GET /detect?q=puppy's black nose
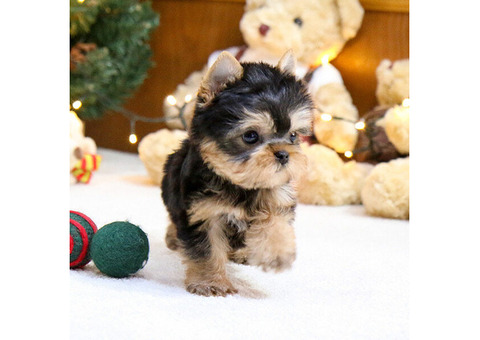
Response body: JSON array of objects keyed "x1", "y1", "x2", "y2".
[{"x1": 274, "y1": 150, "x2": 289, "y2": 165}]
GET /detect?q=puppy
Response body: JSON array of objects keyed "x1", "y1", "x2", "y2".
[{"x1": 161, "y1": 51, "x2": 314, "y2": 296}]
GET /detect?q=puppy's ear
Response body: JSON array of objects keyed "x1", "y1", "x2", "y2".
[
  {"x1": 277, "y1": 50, "x2": 296, "y2": 75},
  {"x1": 198, "y1": 51, "x2": 243, "y2": 104}
]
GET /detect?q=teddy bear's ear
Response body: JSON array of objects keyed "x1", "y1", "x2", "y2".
[
  {"x1": 198, "y1": 51, "x2": 243, "y2": 104},
  {"x1": 277, "y1": 50, "x2": 296, "y2": 75},
  {"x1": 336, "y1": 0, "x2": 364, "y2": 40},
  {"x1": 245, "y1": 0, "x2": 267, "y2": 11}
]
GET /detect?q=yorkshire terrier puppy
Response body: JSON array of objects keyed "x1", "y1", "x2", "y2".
[{"x1": 161, "y1": 51, "x2": 314, "y2": 296}]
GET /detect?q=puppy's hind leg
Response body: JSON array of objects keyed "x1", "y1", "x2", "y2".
[{"x1": 165, "y1": 222, "x2": 180, "y2": 251}]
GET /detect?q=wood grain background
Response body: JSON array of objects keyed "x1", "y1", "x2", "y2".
[{"x1": 84, "y1": 0, "x2": 409, "y2": 152}]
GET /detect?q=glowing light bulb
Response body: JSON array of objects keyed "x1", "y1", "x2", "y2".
[
  {"x1": 320, "y1": 113, "x2": 332, "y2": 122},
  {"x1": 129, "y1": 134, "x2": 138, "y2": 144},
  {"x1": 354, "y1": 120, "x2": 366, "y2": 130},
  {"x1": 166, "y1": 95, "x2": 177, "y2": 106},
  {"x1": 184, "y1": 94, "x2": 193, "y2": 103},
  {"x1": 77, "y1": 0, "x2": 85, "y2": 3},
  {"x1": 344, "y1": 151, "x2": 353, "y2": 158},
  {"x1": 321, "y1": 55, "x2": 330, "y2": 65},
  {"x1": 402, "y1": 98, "x2": 410, "y2": 108},
  {"x1": 72, "y1": 100, "x2": 82, "y2": 110}
]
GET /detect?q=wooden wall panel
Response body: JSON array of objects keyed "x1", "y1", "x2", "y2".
[
  {"x1": 84, "y1": 0, "x2": 409, "y2": 152},
  {"x1": 333, "y1": 10, "x2": 409, "y2": 115}
]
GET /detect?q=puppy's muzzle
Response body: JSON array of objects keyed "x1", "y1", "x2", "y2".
[{"x1": 274, "y1": 150, "x2": 289, "y2": 165}]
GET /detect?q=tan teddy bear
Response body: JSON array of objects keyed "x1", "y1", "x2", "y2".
[
  {"x1": 138, "y1": 128, "x2": 187, "y2": 185},
  {"x1": 141, "y1": 0, "x2": 364, "y2": 187},
  {"x1": 376, "y1": 59, "x2": 410, "y2": 107},
  {"x1": 297, "y1": 143, "x2": 373, "y2": 205},
  {"x1": 162, "y1": 69, "x2": 206, "y2": 130},
  {"x1": 361, "y1": 157, "x2": 409, "y2": 219},
  {"x1": 163, "y1": 0, "x2": 364, "y2": 154},
  {"x1": 377, "y1": 102, "x2": 409, "y2": 155},
  {"x1": 360, "y1": 59, "x2": 409, "y2": 219},
  {"x1": 298, "y1": 58, "x2": 409, "y2": 212}
]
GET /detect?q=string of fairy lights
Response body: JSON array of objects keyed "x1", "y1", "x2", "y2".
[
  {"x1": 70, "y1": 95, "x2": 409, "y2": 159},
  {"x1": 72, "y1": 0, "x2": 408, "y2": 157},
  {"x1": 69, "y1": 93, "x2": 192, "y2": 144},
  {"x1": 316, "y1": 97, "x2": 410, "y2": 158}
]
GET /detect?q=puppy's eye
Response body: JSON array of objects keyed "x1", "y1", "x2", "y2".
[
  {"x1": 290, "y1": 132, "x2": 297, "y2": 143},
  {"x1": 293, "y1": 17, "x2": 303, "y2": 27},
  {"x1": 242, "y1": 130, "x2": 259, "y2": 144}
]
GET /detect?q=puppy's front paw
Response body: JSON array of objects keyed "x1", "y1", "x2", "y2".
[
  {"x1": 186, "y1": 281, "x2": 238, "y2": 297},
  {"x1": 246, "y1": 221, "x2": 297, "y2": 273},
  {"x1": 259, "y1": 250, "x2": 296, "y2": 273}
]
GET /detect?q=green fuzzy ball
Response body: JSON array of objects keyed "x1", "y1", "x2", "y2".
[{"x1": 91, "y1": 221, "x2": 149, "y2": 278}]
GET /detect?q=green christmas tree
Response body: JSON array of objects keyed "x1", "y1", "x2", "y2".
[{"x1": 70, "y1": 0, "x2": 159, "y2": 120}]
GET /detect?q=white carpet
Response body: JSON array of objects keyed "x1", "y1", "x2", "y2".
[{"x1": 70, "y1": 148, "x2": 408, "y2": 340}]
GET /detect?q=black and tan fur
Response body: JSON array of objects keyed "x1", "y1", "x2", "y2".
[{"x1": 161, "y1": 51, "x2": 314, "y2": 296}]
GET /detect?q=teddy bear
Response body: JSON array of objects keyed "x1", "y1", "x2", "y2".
[
  {"x1": 70, "y1": 111, "x2": 100, "y2": 184},
  {"x1": 138, "y1": 128, "x2": 188, "y2": 185},
  {"x1": 296, "y1": 58, "x2": 409, "y2": 214},
  {"x1": 297, "y1": 142, "x2": 373, "y2": 205},
  {"x1": 375, "y1": 59, "x2": 410, "y2": 107},
  {"x1": 140, "y1": 0, "x2": 365, "y2": 197},
  {"x1": 162, "y1": 0, "x2": 364, "y2": 155},
  {"x1": 359, "y1": 59, "x2": 410, "y2": 219}
]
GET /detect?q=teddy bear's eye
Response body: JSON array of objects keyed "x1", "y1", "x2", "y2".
[{"x1": 293, "y1": 17, "x2": 303, "y2": 27}]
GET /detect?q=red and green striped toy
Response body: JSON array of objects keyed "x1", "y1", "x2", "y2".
[
  {"x1": 70, "y1": 211, "x2": 97, "y2": 268},
  {"x1": 71, "y1": 154, "x2": 101, "y2": 184}
]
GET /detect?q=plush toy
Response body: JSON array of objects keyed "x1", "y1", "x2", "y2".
[
  {"x1": 360, "y1": 59, "x2": 410, "y2": 220},
  {"x1": 375, "y1": 59, "x2": 410, "y2": 107},
  {"x1": 163, "y1": 0, "x2": 364, "y2": 153},
  {"x1": 91, "y1": 221, "x2": 149, "y2": 278},
  {"x1": 70, "y1": 214, "x2": 150, "y2": 278},
  {"x1": 151, "y1": 0, "x2": 365, "y2": 204},
  {"x1": 161, "y1": 69, "x2": 206, "y2": 130},
  {"x1": 351, "y1": 107, "x2": 400, "y2": 164},
  {"x1": 297, "y1": 143, "x2": 373, "y2": 205},
  {"x1": 71, "y1": 154, "x2": 102, "y2": 184},
  {"x1": 355, "y1": 58, "x2": 410, "y2": 159},
  {"x1": 70, "y1": 111, "x2": 100, "y2": 184},
  {"x1": 376, "y1": 103, "x2": 409, "y2": 155},
  {"x1": 70, "y1": 211, "x2": 98, "y2": 268},
  {"x1": 297, "y1": 58, "x2": 409, "y2": 213},
  {"x1": 138, "y1": 128, "x2": 188, "y2": 185},
  {"x1": 361, "y1": 157, "x2": 409, "y2": 219}
]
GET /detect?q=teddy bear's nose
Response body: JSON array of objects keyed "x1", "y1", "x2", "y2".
[{"x1": 259, "y1": 24, "x2": 270, "y2": 37}]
